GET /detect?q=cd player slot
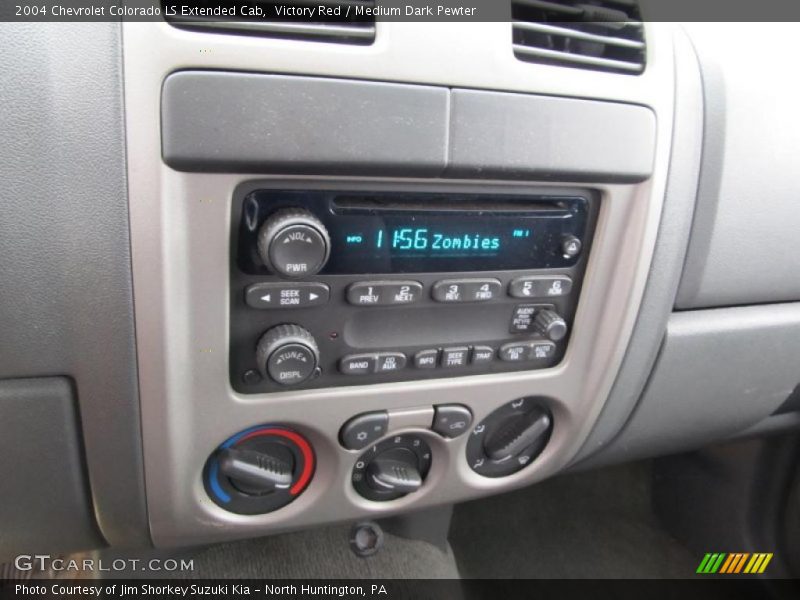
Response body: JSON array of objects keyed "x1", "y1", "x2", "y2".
[{"x1": 332, "y1": 195, "x2": 570, "y2": 214}]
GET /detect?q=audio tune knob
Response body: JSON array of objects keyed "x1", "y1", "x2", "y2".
[
  {"x1": 257, "y1": 208, "x2": 331, "y2": 278},
  {"x1": 256, "y1": 324, "x2": 320, "y2": 386},
  {"x1": 534, "y1": 309, "x2": 568, "y2": 342}
]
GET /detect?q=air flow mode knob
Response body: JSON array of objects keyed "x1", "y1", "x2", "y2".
[
  {"x1": 257, "y1": 208, "x2": 331, "y2": 278},
  {"x1": 256, "y1": 324, "x2": 320, "y2": 386}
]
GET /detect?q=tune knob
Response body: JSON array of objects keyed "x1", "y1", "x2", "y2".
[
  {"x1": 256, "y1": 324, "x2": 320, "y2": 386},
  {"x1": 257, "y1": 208, "x2": 331, "y2": 278},
  {"x1": 534, "y1": 309, "x2": 568, "y2": 342}
]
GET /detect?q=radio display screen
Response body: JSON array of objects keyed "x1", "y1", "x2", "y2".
[
  {"x1": 331, "y1": 215, "x2": 537, "y2": 272},
  {"x1": 238, "y1": 191, "x2": 590, "y2": 274}
]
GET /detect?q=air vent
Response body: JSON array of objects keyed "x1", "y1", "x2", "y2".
[
  {"x1": 164, "y1": 1, "x2": 376, "y2": 45},
  {"x1": 512, "y1": 0, "x2": 646, "y2": 74}
]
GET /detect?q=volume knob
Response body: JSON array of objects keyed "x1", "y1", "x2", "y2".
[
  {"x1": 256, "y1": 324, "x2": 320, "y2": 386},
  {"x1": 534, "y1": 309, "x2": 568, "y2": 342},
  {"x1": 257, "y1": 209, "x2": 331, "y2": 278}
]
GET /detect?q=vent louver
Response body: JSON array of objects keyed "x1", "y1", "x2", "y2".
[
  {"x1": 164, "y1": 1, "x2": 376, "y2": 45},
  {"x1": 512, "y1": 0, "x2": 646, "y2": 74}
]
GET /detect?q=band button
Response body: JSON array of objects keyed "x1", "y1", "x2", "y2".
[{"x1": 339, "y1": 354, "x2": 378, "y2": 375}]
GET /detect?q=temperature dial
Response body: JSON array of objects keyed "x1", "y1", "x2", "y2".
[
  {"x1": 203, "y1": 425, "x2": 315, "y2": 515},
  {"x1": 256, "y1": 324, "x2": 320, "y2": 386},
  {"x1": 257, "y1": 208, "x2": 331, "y2": 278}
]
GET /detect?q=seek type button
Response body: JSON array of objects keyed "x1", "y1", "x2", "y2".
[
  {"x1": 340, "y1": 411, "x2": 389, "y2": 450},
  {"x1": 508, "y1": 276, "x2": 572, "y2": 299},
  {"x1": 347, "y1": 281, "x2": 423, "y2": 306},
  {"x1": 432, "y1": 279, "x2": 501, "y2": 303},
  {"x1": 245, "y1": 282, "x2": 330, "y2": 309},
  {"x1": 442, "y1": 347, "x2": 470, "y2": 368}
]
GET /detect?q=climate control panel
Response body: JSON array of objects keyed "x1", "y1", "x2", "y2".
[{"x1": 230, "y1": 189, "x2": 596, "y2": 393}]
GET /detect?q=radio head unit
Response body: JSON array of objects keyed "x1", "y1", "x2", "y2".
[{"x1": 230, "y1": 188, "x2": 596, "y2": 393}]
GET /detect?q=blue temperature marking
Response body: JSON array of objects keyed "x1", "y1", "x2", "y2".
[{"x1": 209, "y1": 461, "x2": 231, "y2": 503}]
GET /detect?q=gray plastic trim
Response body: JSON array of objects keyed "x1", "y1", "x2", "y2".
[
  {"x1": 162, "y1": 72, "x2": 449, "y2": 176},
  {"x1": 0, "y1": 378, "x2": 103, "y2": 562},
  {"x1": 676, "y1": 23, "x2": 800, "y2": 308},
  {"x1": 570, "y1": 26, "x2": 703, "y2": 464},
  {"x1": 447, "y1": 89, "x2": 655, "y2": 182},
  {"x1": 0, "y1": 23, "x2": 148, "y2": 547},
  {"x1": 580, "y1": 303, "x2": 800, "y2": 466},
  {"x1": 162, "y1": 71, "x2": 656, "y2": 183}
]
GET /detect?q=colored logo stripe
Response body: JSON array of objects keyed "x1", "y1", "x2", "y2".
[{"x1": 697, "y1": 553, "x2": 773, "y2": 574}]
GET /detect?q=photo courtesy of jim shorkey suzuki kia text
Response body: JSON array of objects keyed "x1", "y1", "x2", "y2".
[{"x1": 12, "y1": 584, "x2": 387, "y2": 597}]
